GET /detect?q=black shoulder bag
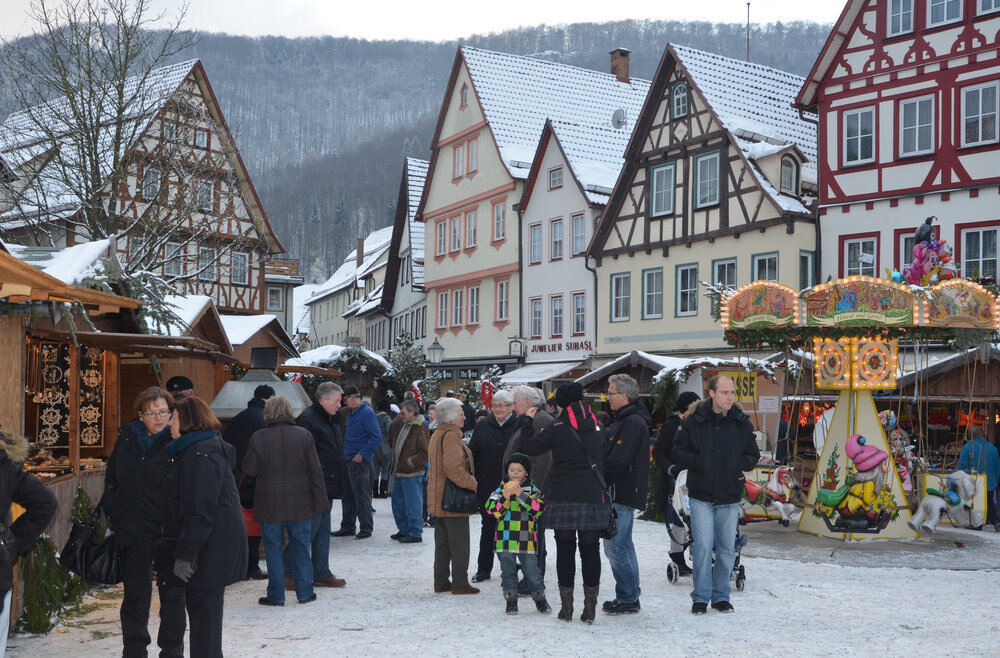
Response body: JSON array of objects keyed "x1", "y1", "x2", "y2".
[
  {"x1": 439, "y1": 435, "x2": 479, "y2": 514},
  {"x1": 60, "y1": 496, "x2": 123, "y2": 585},
  {"x1": 566, "y1": 425, "x2": 618, "y2": 539}
]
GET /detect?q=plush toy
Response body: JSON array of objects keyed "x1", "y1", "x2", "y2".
[
  {"x1": 903, "y1": 238, "x2": 957, "y2": 286},
  {"x1": 908, "y1": 470, "x2": 982, "y2": 533}
]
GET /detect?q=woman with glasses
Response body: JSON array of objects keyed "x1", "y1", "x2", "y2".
[{"x1": 104, "y1": 387, "x2": 187, "y2": 658}]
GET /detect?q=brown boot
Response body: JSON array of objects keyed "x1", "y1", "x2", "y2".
[
  {"x1": 434, "y1": 582, "x2": 452, "y2": 593},
  {"x1": 284, "y1": 577, "x2": 294, "y2": 591},
  {"x1": 557, "y1": 585, "x2": 574, "y2": 621},
  {"x1": 581, "y1": 585, "x2": 599, "y2": 624},
  {"x1": 314, "y1": 576, "x2": 346, "y2": 587},
  {"x1": 451, "y1": 584, "x2": 480, "y2": 595}
]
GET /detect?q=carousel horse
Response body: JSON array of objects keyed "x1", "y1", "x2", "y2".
[
  {"x1": 744, "y1": 466, "x2": 806, "y2": 526},
  {"x1": 908, "y1": 470, "x2": 982, "y2": 534}
]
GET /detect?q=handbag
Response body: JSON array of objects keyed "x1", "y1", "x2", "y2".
[
  {"x1": 439, "y1": 435, "x2": 479, "y2": 514},
  {"x1": 59, "y1": 497, "x2": 124, "y2": 585},
  {"x1": 567, "y1": 425, "x2": 619, "y2": 539}
]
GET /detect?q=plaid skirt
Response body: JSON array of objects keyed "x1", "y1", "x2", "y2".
[{"x1": 543, "y1": 500, "x2": 613, "y2": 531}]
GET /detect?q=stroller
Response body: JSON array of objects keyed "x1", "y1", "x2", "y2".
[{"x1": 665, "y1": 470, "x2": 747, "y2": 591}]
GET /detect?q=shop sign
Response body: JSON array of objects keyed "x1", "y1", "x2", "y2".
[{"x1": 529, "y1": 339, "x2": 593, "y2": 354}]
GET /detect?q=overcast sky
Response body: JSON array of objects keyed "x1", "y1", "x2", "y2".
[{"x1": 1, "y1": 1, "x2": 842, "y2": 41}]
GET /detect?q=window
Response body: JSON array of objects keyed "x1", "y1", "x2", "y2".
[
  {"x1": 468, "y1": 138, "x2": 478, "y2": 173},
  {"x1": 548, "y1": 167, "x2": 563, "y2": 190},
  {"x1": 610, "y1": 273, "x2": 631, "y2": 322},
  {"x1": 900, "y1": 96, "x2": 934, "y2": 156},
  {"x1": 694, "y1": 152, "x2": 720, "y2": 208},
  {"x1": 402, "y1": 255, "x2": 410, "y2": 284},
  {"x1": 982, "y1": 0, "x2": 1000, "y2": 15},
  {"x1": 493, "y1": 201, "x2": 506, "y2": 241},
  {"x1": 196, "y1": 179, "x2": 214, "y2": 212},
  {"x1": 713, "y1": 258, "x2": 737, "y2": 289},
  {"x1": 927, "y1": 0, "x2": 961, "y2": 26},
  {"x1": 963, "y1": 227, "x2": 998, "y2": 279},
  {"x1": 844, "y1": 107, "x2": 875, "y2": 165},
  {"x1": 962, "y1": 83, "x2": 998, "y2": 147},
  {"x1": 198, "y1": 247, "x2": 217, "y2": 282},
  {"x1": 676, "y1": 264, "x2": 698, "y2": 317},
  {"x1": 450, "y1": 217, "x2": 461, "y2": 252},
  {"x1": 551, "y1": 219, "x2": 563, "y2": 259},
  {"x1": 650, "y1": 162, "x2": 675, "y2": 216},
  {"x1": 162, "y1": 121, "x2": 177, "y2": 142},
  {"x1": 550, "y1": 296, "x2": 564, "y2": 337},
  {"x1": 460, "y1": 84, "x2": 469, "y2": 108},
  {"x1": 672, "y1": 82, "x2": 688, "y2": 119},
  {"x1": 642, "y1": 268, "x2": 664, "y2": 319},
  {"x1": 530, "y1": 299, "x2": 543, "y2": 338},
  {"x1": 437, "y1": 292, "x2": 448, "y2": 328},
  {"x1": 845, "y1": 238, "x2": 876, "y2": 276},
  {"x1": 267, "y1": 287, "x2": 282, "y2": 311},
  {"x1": 496, "y1": 280, "x2": 509, "y2": 321},
  {"x1": 889, "y1": 0, "x2": 913, "y2": 35},
  {"x1": 141, "y1": 168, "x2": 160, "y2": 201},
  {"x1": 465, "y1": 209, "x2": 477, "y2": 248},
  {"x1": 164, "y1": 242, "x2": 182, "y2": 277},
  {"x1": 452, "y1": 289, "x2": 463, "y2": 326},
  {"x1": 901, "y1": 234, "x2": 917, "y2": 268},
  {"x1": 231, "y1": 251, "x2": 249, "y2": 285},
  {"x1": 800, "y1": 251, "x2": 816, "y2": 289},
  {"x1": 753, "y1": 253, "x2": 779, "y2": 281},
  {"x1": 571, "y1": 214, "x2": 586, "y2": 256},
  {"x1": 453, "y1": 143, "x2": 465, "y2": 178},
  {"x1": 529, "y1": 224, "x2": 542, "y2": 264},
  {"x1": 194, "y1": 128, "x2": 209, "y2": 149},
  {"x1": 572, "y1": 293, "x2": 586, "y2": 335},
  {"x1": 780, "y1": 156, "x2": 798, "y2": 195},
  {"x1": 436, "y1": 221, "x2": 447, "y2": 256},
  {"x1": 468, "y1": 286, "x2": 479, "y2": 325}
]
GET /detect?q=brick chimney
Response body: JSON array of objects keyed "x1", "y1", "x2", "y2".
[
  {"x1": 610, "y1": 47, "x2": 631, "y2": 83},
  {"x1": 356, "y1": 237, "x2": 364, "y2": 270}
]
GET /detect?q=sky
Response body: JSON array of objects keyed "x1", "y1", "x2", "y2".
[{"x1": 0, "y1": 1, "x2": 843, "y2": 41}]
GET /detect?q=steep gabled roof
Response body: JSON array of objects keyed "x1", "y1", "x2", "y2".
[
  {"x1": 220, "y1": 312, "x2": 299, "y2": 360},
  {"x1": 794, "y1": 1, "x2": 866, "y2": 109},
  {"x1": 381, "y1": 157, "x2": 429, "y2": 314},
  {"x1": 3, "y1": 237, "x2": 119, "y2": 286},
  {"x1": 307, "y1": 225, "x2": 393, "y2": 304}
]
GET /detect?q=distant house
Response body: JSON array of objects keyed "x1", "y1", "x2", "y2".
[{"x1": 264, "y1": 258, "x2": 306, "y2": 335}]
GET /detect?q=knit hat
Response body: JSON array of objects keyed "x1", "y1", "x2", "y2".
[
  {"x1": 165, "y1": 376, "x2": 194, "y2": 393},
  {"x1": 554, "y1": 382, "x2": 584, "y2": 408},
  {"x1": 674, "y1": 391, "x2": 701, "y2": 412},
  {"x1": 390, "y1": 403, "x2": 400, "y2": 414},
  {"x1": 253, "y1": 384, "x2": 275, "y2": 400},
  {"x1": 506, "y1": 452, "x2": 532, "y2": 478},
  {"x1": 845, "y1": 434, "x2": 888, "y2": 472}
]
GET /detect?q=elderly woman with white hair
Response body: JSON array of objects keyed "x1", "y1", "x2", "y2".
[{"x1": 427, "y1": 397, "x2": 479, "y2": 595}]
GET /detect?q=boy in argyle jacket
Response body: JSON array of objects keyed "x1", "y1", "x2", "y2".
[{"x1": 486, "y1": 453, "x2": 549, "y2": 614}]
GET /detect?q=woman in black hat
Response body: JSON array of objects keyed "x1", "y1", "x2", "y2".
[
  {"x1": 653, "y1": 391, "x2": 701, "y2": 575},
  {"x1": 520, "y1": 382, "x2": 607, "y2": 624}
]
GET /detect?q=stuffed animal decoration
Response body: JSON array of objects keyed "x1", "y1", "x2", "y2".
[
  {"x1": 913, "y1": 216, "x2": 935, "y2": 245},
  {"x1": 902, "y1": 237, "x2": 956, "y2": 286},
  {"x1": 908, "y1": 470, "x2": 982, "y2": 533}
]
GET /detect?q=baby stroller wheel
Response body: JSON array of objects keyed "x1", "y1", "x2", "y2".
[
  {"x1": 667, "y1": 561, "x2": 679, "y2": 584},
  {"x1": 735, "y1": 565, "x2": 746, "y2": 592}
]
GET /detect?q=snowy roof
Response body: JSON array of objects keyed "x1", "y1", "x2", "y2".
[
  {"x1": 405, "y1": 158, "x2": 428, "y2": 285},
  {"x1": 156, "y1": 294, "x2": 213, "y2": 337},
  {"x1": 3, "y1": 238, "x2": 114, "y2": 285},
  {"x1": 308, "y1": 225, "x2": 393, "y2": 303},
  {"x1": 461, "y1": 47, "x2": 651, "y2": 180},
  {"x1": 575, "y1": 350, "x2": 785, "y2": 389},
  {"x1": 292, "y1": 283, "x2": 321, "y2": 335},
  {"x1": 499, "y1": 360, "x2": 584, "y2": 385},
  {"x1": 345, "y1": 282, "x2": 384, "y2": 318},
  {"x1": 285, "y1": 343, "x2": 390, "y2": 370},
  {"x1": 672, "y1": 44, "x2": 818, "y2": 212},
  {"x1": 219, "y1": 313, "x2": 278, "y2": 346},
  {"x1": 546, "y1": 119, "x2": 634, "y2": 205}
]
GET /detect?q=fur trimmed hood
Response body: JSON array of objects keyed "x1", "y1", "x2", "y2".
[{"x1": 0, "y1": 430, "x2": 29, "y2": 463}]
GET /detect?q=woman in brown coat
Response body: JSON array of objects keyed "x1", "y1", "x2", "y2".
[
  {"x1": 427, "y1": 397, "x2": 478, "y2": 595},
  {"x1": 390, "y1": 399, "x2": 431, "y2": 543},
  {"x1": 242, "y1": 396, "x2": 329, "y2": 606}
]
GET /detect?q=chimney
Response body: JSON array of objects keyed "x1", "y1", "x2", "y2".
[
  {"x1": 356, "y1": 237, "x2": 364, "y2": 270},
  {"x1": 610, "y1": 47, "x2": 631, "y2": 83}
]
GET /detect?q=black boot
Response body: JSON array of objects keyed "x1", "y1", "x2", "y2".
[
  {"x1": 670, "y1": 551, "x2": 692, "y2": 576},
  {"x1": 532, "y1": 590, "x2": 551, "y2": 613},
  {"x1": 557, "y1": 586, "x2": 573, "y2": 621},
  {"x1": 581, "y1": 585, "x2": 599, "y2": 624},
  {"x1": 504, "y1": 590, "x2": 518, "y2": 615}
]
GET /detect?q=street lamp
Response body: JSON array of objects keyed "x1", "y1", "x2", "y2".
[{"x1": 428, "y1": 337, "x2": 445, "y2": 365}]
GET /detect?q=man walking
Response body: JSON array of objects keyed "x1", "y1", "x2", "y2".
[
  {"x1": 342, "y1": 386, "x2": 382, "y2": 539},
  {"x1": 673, "y1": 375, "x2": 759, "y2": 614},
  {"x1": 602, "y1": 374, "x2": 651, "y2": 615}
]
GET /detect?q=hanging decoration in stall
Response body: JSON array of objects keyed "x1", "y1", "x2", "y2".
[
  {"x1": 79, "y1": 346, "x2": 105, "y2": 446},
  {"x1": 35, "y1": 342, "x2": 105, "y2": 448}
]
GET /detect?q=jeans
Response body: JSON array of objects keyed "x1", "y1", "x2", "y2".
[
  {"x1": 391, "y1": 475, "x2": 424, "y2": 538},
  {"x1": 262, "y1": 519, "x2": 314, "y2": 603},
  {"x1": 283, "y1": 509, "x2": 333, "y2": 581},
  {"x1": 184, "y1": 586, "x2": 225, "y2": 658},
  {"x1": 120, "y1": 544, "x2": 186, "y2": 657},
  {"x1": 603, "y1": 503, "x2": 640, "y2": 603},
  {"x1": 498, "y1": 552, "x2": 543, "y2": 594},
  {"x1": 347, "y1": 459, "x2": 375, "y2": 534},
  {"x1": 689, "y1": 498, "x2": 740, "y2": 604},
  {"x1": 0, "y1": 590, "x2": 11, "y2": 655}
]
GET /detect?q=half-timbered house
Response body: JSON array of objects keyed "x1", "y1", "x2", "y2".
[
  {"x1": 795, "y1": 0, "x2": 1000, "y2": 281},
  {"x1": 589, "y1": 45, "x2": 818, "y2": 357}
]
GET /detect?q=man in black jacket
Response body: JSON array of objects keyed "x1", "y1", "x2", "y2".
[
  {"x1": 602, "y1": 374, "x2": 652, "y2": 615},
  {"x1": 673, "y1": 374, "x2": 759, "y2": 615},
  {"x1": 222, "y1": 384, "x2": 273, "y2": 579}
]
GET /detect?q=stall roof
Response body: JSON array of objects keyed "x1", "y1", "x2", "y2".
[
  {"x1": 499, "y1": 361, "x2": 583, "y2": 385},
  {"x1": 220, "y1": 312, "x2": 299, "y2": 360},
  {"x1": 28, "y1": 328, "x2": 237, "y2": 362},
  {"x1": 285, "y1": 343, "x2": 390, "y2": 370},
  {"x1": 576, "y1": 350, "x2": 785, "y2": 389}
]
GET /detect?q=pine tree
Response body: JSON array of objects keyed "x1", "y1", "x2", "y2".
[{"x1": 383, "y1": 332, "x2": 426, "y2": 402}]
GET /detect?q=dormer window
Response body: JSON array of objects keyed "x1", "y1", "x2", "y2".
[
  {"x1": 780, "y1": 155, "x2": 799, "y2": 195},
  {"x1": 672, "y1": 82, "x2": 688, "y2": 119},
  {"x1": 460, "y1": 84, "x2": 469, "y2": 108}
]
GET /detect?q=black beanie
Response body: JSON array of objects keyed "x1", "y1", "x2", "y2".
[
  {"x1": 254, "y1": 384, "x2": 275, "y2": 400},
  {"x1": 554, "y1": 382, "x2": 584, "y2": 408},
  {"x1": 506, "y1": 453, "x2": 532, "y2": 478},
  {"x1": 165, "y1": 376, "x2": 194, "y2": 393},
  {"x1": 674, "y1": 391, "x2": 701, "y2": 412}
]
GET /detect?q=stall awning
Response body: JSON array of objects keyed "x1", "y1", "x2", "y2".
[
  {"x1": 0, "y1": 247, "x2": 138, "y2": 312},
  {"x1": 500, "y1": 361, "x2": 583, "y2": 385}
]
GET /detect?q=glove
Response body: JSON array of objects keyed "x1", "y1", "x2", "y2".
[
  {"x1": 173, "y1": 559, "x2": 195, "y2": 583},
  {"x1": 0, "y1": 528, "x2": 16, "y2": 569}
]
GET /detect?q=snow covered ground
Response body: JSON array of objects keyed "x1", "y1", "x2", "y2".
[{"x1": 9, "y1": 497, "x2": 1000, "y2": 657}]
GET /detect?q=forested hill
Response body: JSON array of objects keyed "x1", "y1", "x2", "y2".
[{"x1": 1, "y1": 20, "x2": 831, "y2": 282}]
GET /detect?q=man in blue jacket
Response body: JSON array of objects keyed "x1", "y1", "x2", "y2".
[
  {"x1": 957, "y1": 423, "x2": 1000, "y2": 530},
  {"x1": 342, "y1": 386, "x2": 382, "y2": 539}
]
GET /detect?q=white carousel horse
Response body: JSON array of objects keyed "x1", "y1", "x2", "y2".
[
  {"x1": 908, "y1": 470, "x2": 982, "y2": 533},
  {"x1": 743, "y1": 466, "x2": 806, "y2": 526}
]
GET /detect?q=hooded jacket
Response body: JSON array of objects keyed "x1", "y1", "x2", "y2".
[
  {"x1": 104, "y1": 420, "x2": 174, "y2": 547},
  {"x1": 605, "y1": 401, "x2": 653, "y2": 510},
  {"x1": 392, "y1": 414, "x2": 430, "y2": 477},
  {"x1": 672, "y1": 401, "x2": 760, "y2": 505},
  {"x1": 485, "y1": 476, "x2": 544, "y2": 554},
  {"x1": 468, "y1": 412, "x2": 519, "y2": 503},
  {"x1": 520, "y1": 402, "x2": 606, "y2": 505}
]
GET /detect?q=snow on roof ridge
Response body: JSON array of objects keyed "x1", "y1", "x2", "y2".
[{"x1": 219, "y1": 313, "x2": 278, "y2": 346}]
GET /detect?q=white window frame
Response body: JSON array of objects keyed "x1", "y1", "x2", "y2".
[
  {"x1": 197, "y1": 247, "x2": 217, "y2": 282},
  {"x1": 676, "y1": 264, "x2": 698, "y2": 317},
  {"x1": 962, "y1": 227, "x2": 999, "y2": 280},
  {"x1": 468, "y1": 286, "x2": 479, "y2": 325},
  {"x1": 467, "y1": 137, "x2": 478, "y2": 173},
  {"x1": 753, "y1": 253, "x2": 779, "y2": 281},
  {"x1": 713, "y1": 258, "x2": 737, "y2": 289},
  {"x1": 642, "y1": 268, "x2": 664, "y2": 320},
  {"x1": 496, "y1": 280, "x2": 509, "y2": 321},
  {"x1": 548, "y1": 167, "x2": 563, "y2": 190},
  {"x1": 437, "y1": 292, "x2": 448, "y2": 329},
  {"x1": 888, "y1": 0, "x2": 914, "y2": 36},
  {"x1": 650, "y1": 162, "x2": 675, "y2": 217},
  {"x1": 460, "y1": 85, "x2": 469, "y2": 107},
  {"x1": 571, "y1": 213, "x2": 586, "y2": 256},
  {"x1": 843, "y1": 107, "x2": 876, "y2": 165},
  {"x1": 799, "y1": 251, "x2": 816, "y2": 289},
  {"x1": 927, "y1": 0, "x2": 962, "y2": 27},
  {"x1": 450, "y1": 217, "x2": 461, "y2": 252},
  {"x1": 164, "y1": 241, "x2": 183, "y2": 277},
  {"x1": 196, "y1": 179, "x2": 214, "y2": 212},
  {"x1": 961, "y1": 81, "x2": 999, "y2": 147},
  {"x1": 672, "y1": 82, "x2": 688, "y2": 119},
  {"x1": 465, "y1": 209, "x2": 477, "y2": 248},
  {"x1": 162, "y1": 121, "x2": 177, "y2": 143},
  {"x1": 453, "y1": 143, "x2": 465, "y2": 178},
  {"x1": 981, "y1": 0, "x2": 1000, "y2": 15},
  {"x1": 194, "y1": 128, "x2": 209, "y2": 150},
  {"x1": 551, "y1": 295, "x2": 564, "y2": 337},
  {"x1": 493, "y1": 201, "x2": 506, "y2": 241},
  {"x1": 436, "y1": 221, "x2": 447, "y2": 256},
  {"x1": 551, "y1": 218, "x2": 563, "y2": 260},
  {"x1": 452, "y1": 289, "x2": 463, "y2": 326},
  {"x1": 844, "y1": 238, "x2": 877, "y2": 277},
  {"x1": 694, "y1": 152, "x2": 720, "y2": 209},
  {"x1": 141, "y1": 167, "x2": 160, "y2": 201},
  {"x1": 610, "y1": 273, "x2": 631, "y2": 322},
  {"x1": 899, "y1": 95, "x2": 935, "y2": 157},
  {"x1": 572, "y1": 293, "x2": 586, "y2": 335},
  {"x1": 231, "y1": 251, "x2": 249, "y2": 286},
  {"x1": 267, "y1": 286, "x2": 283, "y2": 311},
  {"x1": 780, "y1": 155, "x2": 798, "y2": 195},
  {"x1": 529, "y1": 224, "x2": 542, "y2": 264},
  {"x1": 530, "y1": 298, "x2": 543, "y2": 338}
]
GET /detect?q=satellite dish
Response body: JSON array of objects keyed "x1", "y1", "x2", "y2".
[{"x1": 611, "y1": 108, "x2": 627, "y2": 129}]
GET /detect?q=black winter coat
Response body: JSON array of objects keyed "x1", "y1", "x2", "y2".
[
  {"x1": 672, "y1": 401, "x2": 760, "y2": 505},
  {"x1": 104, "y1": 421, "x2": 174, "y2": 547},
  {"x1": 157, "y1": 431, "x2": 246, "y2": 590},
  {"x1": 222, "y1": 398, "x2": 266, "y2": 470},
  {"x1": 1, "y1": 433, "x2": 57, "y2": 596},
  {"x1": 468, "y1": 413, "x2": 518, "y2": 503},
  {"x1": 604, "y1": 402, "x2": 652, "y2": 510},
  {"x1": 521, "y1": 404, "x2": 606, "y2": 505},
  {"x1": 462, "y1": 402, "x2": 477, "y2": 433},
  {"x1": 502, "y1": 411, "x2": 555, "y2": 492},
  {"x1": 296, "y1": 402, "x2": 344, "y2": 500},
  {"x1": 652, "y1": 413, "x2": 683, "y2": 512}
]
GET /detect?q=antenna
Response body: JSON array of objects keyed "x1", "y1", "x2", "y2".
[
  {"x1": 746, "y1": 2, "x2": 751, "y2": 62},
  {"x1": 611, "y1": 108, "x2": 627, "y2": 130}
]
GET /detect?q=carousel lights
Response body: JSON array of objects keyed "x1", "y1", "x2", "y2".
[
  {"x1": 721, "y1": 280, "x2": 800, "y2": 330},
  {"x1": 925, "y1": 278, "x2": 1000, "y2": 330}
]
